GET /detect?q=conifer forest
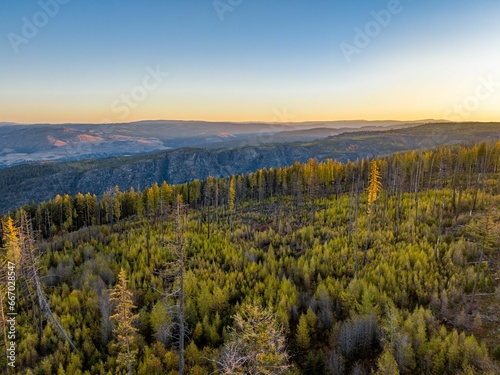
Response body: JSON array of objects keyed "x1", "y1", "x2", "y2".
[{"x1": 1, "y1": 141, "x2": 500, "y2": 374}]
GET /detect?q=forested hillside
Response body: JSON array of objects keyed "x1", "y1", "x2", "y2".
[
  {"x1": 1, "y1": 122, "x2": 500, "y2": 213},
  {"x1": 1, "y1": 141, "x2": 500, "y2": 374}
]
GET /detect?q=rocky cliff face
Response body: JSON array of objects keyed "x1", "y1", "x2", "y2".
[{"x1": 0, "y1": 144, "x2": 324, "y2": 212}]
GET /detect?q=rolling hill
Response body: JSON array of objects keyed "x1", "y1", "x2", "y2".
[{"x1": 0, "y1": 120, "x2": 430, "y2": 168}]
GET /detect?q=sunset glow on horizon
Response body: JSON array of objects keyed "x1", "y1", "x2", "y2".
[{"x1": 1, "y1": 0, "x2": 499, "y2": 125}]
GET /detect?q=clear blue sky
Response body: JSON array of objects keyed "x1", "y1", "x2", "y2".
[{"x1": 1, "y1": 0, "x2": 499, "y2": 123}]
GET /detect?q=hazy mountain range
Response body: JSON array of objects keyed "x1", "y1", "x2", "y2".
[{"x1": 0, "y1": 119, "x2": 440, "y2": 168}]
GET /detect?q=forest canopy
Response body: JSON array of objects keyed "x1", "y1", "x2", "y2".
[{"x1": 1, "y1": 141, "x2": 500, "y2": 374}]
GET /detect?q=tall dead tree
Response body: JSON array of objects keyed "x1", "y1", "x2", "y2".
[
  {"x1": 466, "y1": 213, "x2": 499, "y2": 310},
  {"x1": 156, "y1": 195, "x2": 187, "y2": 374},
  {"x1": 21, "y1": 214, "x2": 77, "y2": 350},
  {"x1": 18, "y1": 212, "x2": 77, "y2": 351},
  {"x1": 177, "y1": 195, "x2": 185, "y2": 375},
  {"x1": 414, "y1": 157, "x2": 422, "y2": 231}
]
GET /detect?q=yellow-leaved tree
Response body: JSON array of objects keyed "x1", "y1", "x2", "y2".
[
  {"x1": 2, "y1": 217, "x2": 21, "y2": 266},
  {"x1": 364, "y1": 161, "x2": 382, "y2": 264},
  {"x1": 367, "y1": 161, "x2": 382, "y2": 215}
]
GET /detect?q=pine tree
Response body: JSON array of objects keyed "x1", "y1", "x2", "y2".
[
  {"x1": 375, "y1": 348, "x2": 400, "y2": 375},
  {"x1": 296, "y1": 314, "x2": 311, "y2": 350},
  {"x1": 110, "y1": 268, "x2": 138, "y2": 375}
]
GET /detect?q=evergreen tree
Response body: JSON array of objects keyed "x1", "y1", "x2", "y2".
[
  {"x1": 375, "y1": 348, "x2": 400, "y2": 375},
  {"x1": 296, "y1": 313, "x2": 311, "y2": 350}
]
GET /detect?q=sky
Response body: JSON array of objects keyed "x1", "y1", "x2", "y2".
[{"x1": 0, "y1": 0, "x2": 499, "y2": 124}]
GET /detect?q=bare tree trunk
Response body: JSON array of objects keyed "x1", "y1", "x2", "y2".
[
  {"x1": 20, "y1": 213, "x2": 77, "y2": 351},
  {"x1": 126, "y1": 332, "x2": 133, "y2": 375},
  {"x1": 435, "y1": 203, "x2": 443, "y2": 261},
  {"x1": 414, "y1": 159, "x2": 422, "y2": 231},
  {"x1": 215, "y1": 183, "x2": 219, "y2": 225},
  {"x1": 354, "y1": 174, "x2": 361, "y2": 278},
  {"x1": 470, "y1": 245, "x2": 484, "y2": 309},
  {"x1": 176, "y1": 197, "x2": 185, "y2": 375},
  {"x1": 471, "y1": 173, "x2": 481, "y2": 215},
  {"x1": 364, "y1": 212, "x2": 372, "y2": 265}
]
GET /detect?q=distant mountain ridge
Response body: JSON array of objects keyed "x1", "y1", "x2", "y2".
[
  {"x1": 0, "y1": 119, "x2": 438, "y2": 168},
  {"x1": 0, "y1": 122, "x2": 498, "y2": 213}
]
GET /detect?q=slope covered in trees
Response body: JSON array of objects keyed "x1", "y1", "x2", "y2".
[
  {"x1": 1, "y1": 141, "x2": 500, "y2": 374},
  {"x1": 1, "y1": 122, "x2": 500, "y2": 213}
]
